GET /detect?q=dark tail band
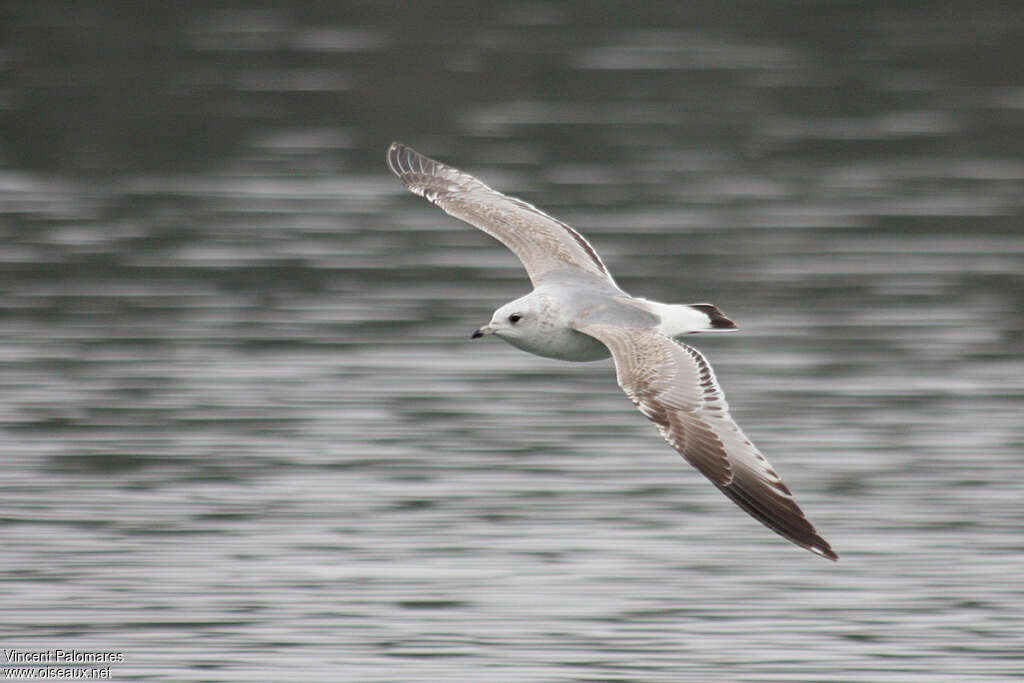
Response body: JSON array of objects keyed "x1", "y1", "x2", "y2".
[{"x1": 690, "y1": 304, "x2": 738, "y2": 330}]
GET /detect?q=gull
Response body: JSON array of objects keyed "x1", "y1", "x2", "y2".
[{"x1": 386, "y1": 142, "x2": 837, "y2": 560}]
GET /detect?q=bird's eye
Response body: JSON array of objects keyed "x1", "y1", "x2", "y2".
[{"x1": 509, "y1": 314, "x2": 521, "y2": 324}]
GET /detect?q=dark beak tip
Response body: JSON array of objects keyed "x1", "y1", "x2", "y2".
[{"x1": 470, "y1": 329, "x2": 483, "y2": 339}]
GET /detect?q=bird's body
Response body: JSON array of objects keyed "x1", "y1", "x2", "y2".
[
  {"x1": 481, "y1": 276, "x2": 732, "y2": 362},
  {"x1": 387, "y1": 142, "x2": 837, "y2": 561}
]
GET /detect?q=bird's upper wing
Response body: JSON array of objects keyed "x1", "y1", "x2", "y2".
[
  {"x1": 573, "y1": 322, "x2": 837, "y2": 560},
  {"x1": 387, "y1": 143, "x2": 616, "y2": 287}
]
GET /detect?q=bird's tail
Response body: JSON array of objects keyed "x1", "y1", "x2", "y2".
[
  {"x1": 688, "y1": 303, "x2": 738, "y2": 331},
  {"x1": 641, "y1": 300, "x2": 739, "y2": 337}
]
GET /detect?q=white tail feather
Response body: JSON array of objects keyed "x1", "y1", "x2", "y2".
[{"x1": 639, "y1": 300, "x2": 739, "y2": 337}]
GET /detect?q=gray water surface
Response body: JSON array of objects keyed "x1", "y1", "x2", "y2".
[{"x1": 1, "y1": 2, "x2": 1023, "y2": 681}]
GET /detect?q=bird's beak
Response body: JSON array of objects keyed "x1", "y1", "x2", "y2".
[{"x1": 471, "y1": 324, "x2": 494, "y2": 339}]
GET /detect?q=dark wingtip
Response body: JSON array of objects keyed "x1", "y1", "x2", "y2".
[
  {"x1": 717, "y1": 478, "x2": 836, "y2": 561},
  {"x1": 819, "y1": 547, "x2": 839, "y2": 561},
  {"x1": 691, "y1": 303, "x2": 739, "y2": 330},
  {"x1": 809, "y1": 540, "x2": 839, "y2": 561}
]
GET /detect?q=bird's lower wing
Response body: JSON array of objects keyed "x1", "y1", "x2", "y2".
[{"x1": 574, "y1": 322, "x2": 837, "y2": 560}]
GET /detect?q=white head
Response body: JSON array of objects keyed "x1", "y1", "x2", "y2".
[
  {"x1": 471, "y1": 294, "x2": 546, "y2": 345},
  {"x1": 468, "y1": 290, "x2": 609, "y2": 362}
]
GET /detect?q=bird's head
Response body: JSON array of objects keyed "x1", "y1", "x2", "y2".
[{"x1": 471, "y1": 295, "x2": 541, "y2": 342}]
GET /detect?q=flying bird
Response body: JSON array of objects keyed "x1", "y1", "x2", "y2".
[{"x1": 386, "y1": 142, "x2": 837, "y2": 560}]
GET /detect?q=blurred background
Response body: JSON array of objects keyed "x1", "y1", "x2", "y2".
[{"x1": 1, "y1": 1, "x2": 1022, "y2": 681}]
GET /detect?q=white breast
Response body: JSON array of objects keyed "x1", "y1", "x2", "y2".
[{"x1": 504, "y1": 325, "x2": 610, "y2": 362}]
